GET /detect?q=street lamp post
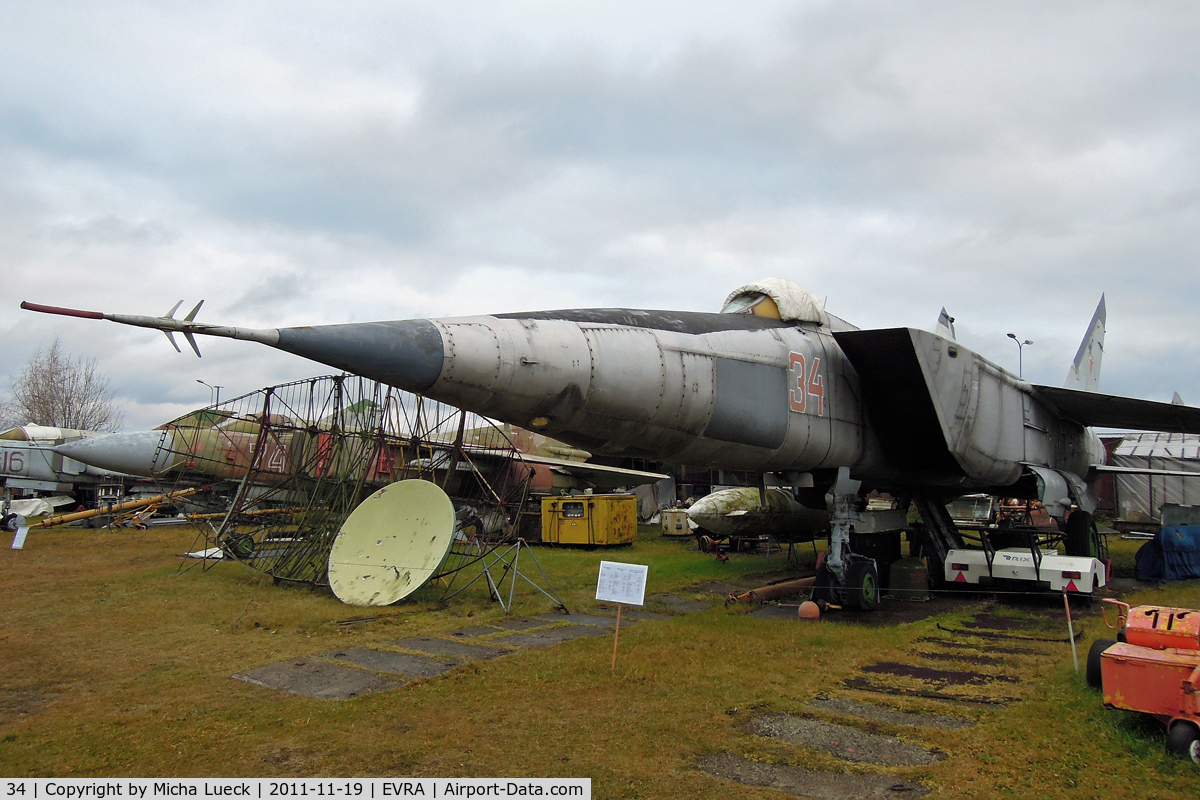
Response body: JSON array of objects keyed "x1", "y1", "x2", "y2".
[
  {"x1": 1006, "y1": 333, "x2": 1033, "y2": 378},
  {"x1": 196, "y1": 379, "x2": 223, "y2": 406}
]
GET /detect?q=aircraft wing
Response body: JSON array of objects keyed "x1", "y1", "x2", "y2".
[
  {"x1": 517, "y1": 453, "x2": 669, "y2": 490},
  {"x1": 1031, "y1": 385, "x2": 1200, "y2": 434}
]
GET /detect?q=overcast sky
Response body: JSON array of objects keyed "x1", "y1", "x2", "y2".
[{"x1": 1, "y1": 1, "x2": 1197, "y2": 430}]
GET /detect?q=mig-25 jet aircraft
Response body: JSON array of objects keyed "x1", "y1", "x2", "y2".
[{"x1": 23, "y1": 278, "x2": 1200, "y2": 609}]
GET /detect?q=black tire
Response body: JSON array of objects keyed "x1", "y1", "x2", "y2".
[
  {"x1": 1086, "y1": 638, "x2": 1116, "y2": 689},
  {"x1": 1166, "y1": 721, "x2": 1200, "y2": 764},
  {"x1": 811, "y1": 560, "x2": 835, "y2": 604},
  {"x1": 844, "y1": 560, "x2": 880, "y2": 612},
  {"x1": 1065, "y1": 510, "x2": 1098, "y2": 558},
  {"x1": 222, "y1": 533, "x2": 255, "y2": 560}
]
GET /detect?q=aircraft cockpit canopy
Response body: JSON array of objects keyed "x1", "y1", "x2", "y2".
[
  {"x1": 720, "y1": 292, "x2": 782, "y2": 318},
  {"x1": 721, "y1": 277, "x2": 828, "y2": 326}
]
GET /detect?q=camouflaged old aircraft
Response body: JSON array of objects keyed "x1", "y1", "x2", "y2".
[
  {"x1": 51, "y1": 406, "x2": 665, "y2": 495},
  {"x1": 23, "y1": 278, "x2": 1200, "y2": 609}
]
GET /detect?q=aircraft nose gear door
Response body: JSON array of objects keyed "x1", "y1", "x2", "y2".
[{"x1": 813, "y1": 467, "x2": 880, "y2": 611}]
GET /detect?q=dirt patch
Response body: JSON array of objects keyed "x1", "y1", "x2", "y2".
[
  {"x1": 860, "y1": 662, "x2": 1019, "y2": 686},
  {"x1": 912, "y1": 650, "x2": 1011, "y2": 667},
  {"x1": 697, "y1": 752, "x2": 928, "y2": 799},
  {"x1": 749, "y1": 714, "x2": 942, "y2": 766},
  {"x1": 1104, "y1": 577, "x2": 1157, "y2": 596},
  {"x1": 843, "y1": 678, "x2": 1016, "y2": 706},
  {"x1": 0, "y1": 689, "x2": 53, "y2": 726},
  {"x1": 652, "y1": 594, "x2": 714, "y2": 614},
  {"x1": 260, "y1": 746, "x2": 319, "y2": 768},
  {"x1": 740, "y1": 570, "x2": 806, "y2": 586},
  {"x1": 914, "y1": 637, "x2": 1045, "y2": 656},
  {"x1": 823, "y1": 596, "x2": 978, "y2": 628},
  {"x1": 961, "y1": 614, "x2": 1056, "y2": 632},
  {"x1": 806, "y1": 696, "x2": 973, "y2": 731},
  {"x1": 935, "y1": 622, "x2": 1077, "y2": 643},
  {"x1": 684, "y1": 580, "x2": 749, "y2": 595},
  {"x1": 750, "y1": 604, "x2": 810, "y2": 620}
]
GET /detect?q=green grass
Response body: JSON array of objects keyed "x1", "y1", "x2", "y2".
[{"x1": 1, "y1": 522, "x2": 1199, "y2": 798}]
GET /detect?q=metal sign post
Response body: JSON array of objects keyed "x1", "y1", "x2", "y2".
[
  {"x1": 1063, "y1": 591, "x2": 1079, "y2": 673},
  {"x1": 596, "y1": 561, "x2": 648, "y2": 672}
]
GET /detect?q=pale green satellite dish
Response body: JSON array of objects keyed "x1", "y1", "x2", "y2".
[{"x1": 328, "y1": 479, "x2": 457, "y2": 606}]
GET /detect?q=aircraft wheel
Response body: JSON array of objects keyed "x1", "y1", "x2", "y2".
[
  {"x1": 811, "y1": 560, "x2": 834, "y2": 604},
  {"x1": 845, "y1": 560, "x2": 880, "y2": 612},
  {"x1": 223, "y1": 533, "x2": 255, "y2": 560},
  {"x1": 1, "y1": 514, "x2": 15, "y2": 532},
  {"x1": 1065, "y1": 510, "x2": 1097, "y2": 558},
  {"x1": 1166, "y1": 720, "x2": 1200, "y2": 764},
  {"x1": 1086, "y1": 638, "x2": 1115, "y2": 689}
]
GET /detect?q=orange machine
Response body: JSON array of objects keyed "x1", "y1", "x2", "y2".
[{"x1": 1088, "y1": 599, "x2": 1200, "y2": 763}]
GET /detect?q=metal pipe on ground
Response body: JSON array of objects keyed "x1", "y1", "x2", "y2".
[
  {"x1": 728, "y1": 575, "x2": 817, "y2": 605},
  {"x1": 26, "y1": 486, "x2": 209, "y2": 529}
]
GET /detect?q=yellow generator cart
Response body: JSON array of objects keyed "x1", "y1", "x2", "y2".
[{"x1": 542, "y1": 494, "x2": 637, "y2": 545}]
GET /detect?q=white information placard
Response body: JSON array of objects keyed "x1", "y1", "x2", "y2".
[{"x1": 596, "y1": 560, "x2": 648, "y2": 606}]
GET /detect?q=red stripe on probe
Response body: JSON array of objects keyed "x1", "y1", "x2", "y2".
[{"x1": 20, "y1": 302, "x2": 105, "y2": 320}]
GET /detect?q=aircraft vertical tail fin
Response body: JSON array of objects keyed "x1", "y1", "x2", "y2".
[
  {"x1": 934, "y1": 307, "x2": 956, "y2": 340},
  {"x1": 1063, "y1": 295, "x2": 1105, "y2": 392}
]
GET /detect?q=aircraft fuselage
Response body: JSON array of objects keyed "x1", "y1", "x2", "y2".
[{"x1": 275, "y1": 308, "x2": 1102, "y2": 500}]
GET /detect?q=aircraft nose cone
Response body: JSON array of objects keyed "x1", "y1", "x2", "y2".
[
  {"x1": 275, "y1": 319, "x2": 445, "y2": 394},
  {"x1": 54, "y1": 431, "x2": 173, "y2": 477}
]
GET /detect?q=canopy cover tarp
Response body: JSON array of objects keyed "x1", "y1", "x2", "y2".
[
  {"x1": 1135, "y1": 525, "x2": 1200, "y2": 582},
  {"x1": 723, "y1": 278, "x2": 828, "y2": 325}
]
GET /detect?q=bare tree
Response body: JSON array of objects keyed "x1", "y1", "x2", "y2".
[{"x1": 2, "y1": 338, "x2": 123, "y2": 431}]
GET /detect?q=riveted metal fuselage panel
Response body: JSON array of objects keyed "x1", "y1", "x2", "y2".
[
  {"x1": 423, "y1": 311, "x2": 885, "y2": 474},
  {"x1": 703, "y1": 358, "x2": 788, "y2": 449}
]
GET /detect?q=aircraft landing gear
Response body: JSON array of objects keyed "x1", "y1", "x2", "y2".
[
  {"x1": 814, "y1": 555, "x2": 880, "y2": 611},
  {"x1": 816, "y1": 467, "x2": 882, "y2": 612},
  {"x1": 812, "y1": 557, "x2": 835, "y2": 604}
]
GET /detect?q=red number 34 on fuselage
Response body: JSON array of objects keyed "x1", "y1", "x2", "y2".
[{"x1": 788, "y1": 352, "x2": 825, "y2": 417}]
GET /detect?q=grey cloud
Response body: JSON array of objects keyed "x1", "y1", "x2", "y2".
[{"x1": 1, "y1": 2, "x2": 1199, "y2": 427}]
